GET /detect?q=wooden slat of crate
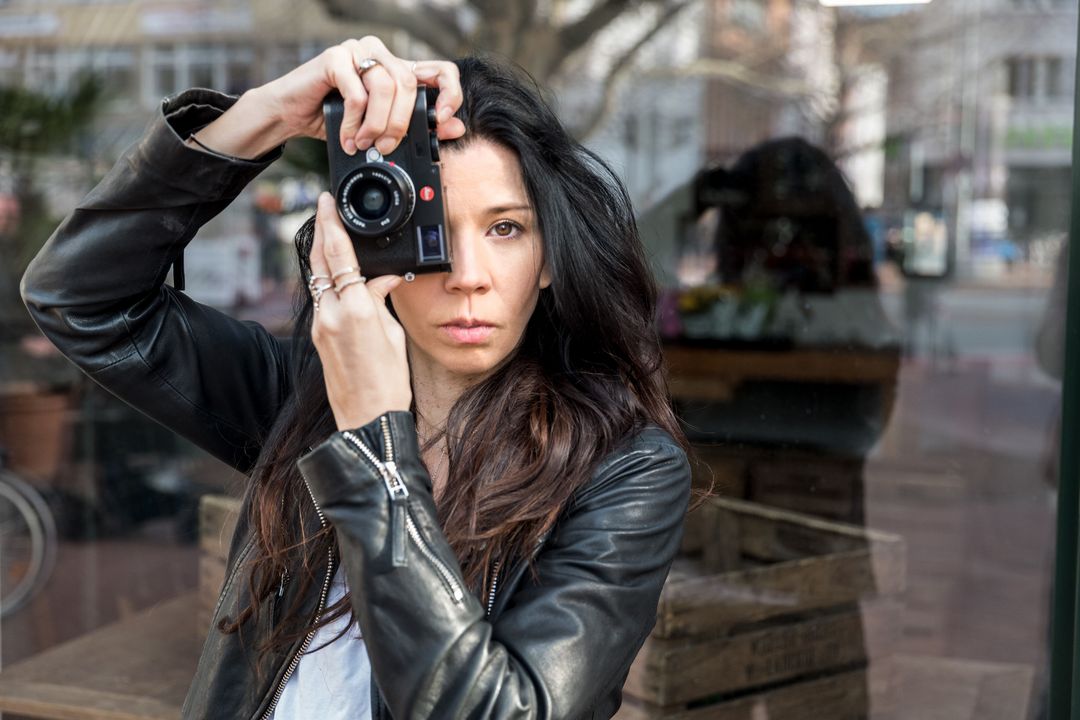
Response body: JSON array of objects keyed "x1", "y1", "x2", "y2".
[
  {"x1": 616, "y1": 662, "x2": 894, "y2": 720},
  {"x1": 747, "y1": 453, "x2": 865, "y2": 523},
  {"x1": 706, "y1": 498, "x2": 871, "y2": 563},
  {"x1": 197, "y1": 495, "x2": 241, "y2": 635},
  {"x1": 627, "y1": 599, "x2": 901, "y2": 707},
  {"x1": 688, "y1": 445, "x2": 748, "y2": 497},
  {"x1": 197, "y1": 555, "x2": 227, "y2": 634},
  {"x1": 657, "y1": 498, "x2": 906, "y2": 640},
  {"x1": 198, "y1": 494, "x2": 241, "y2": 561}
]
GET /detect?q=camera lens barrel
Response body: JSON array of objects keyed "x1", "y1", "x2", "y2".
[{"x1": 337, "y1": 164, "x2": 416, "y2": 238}]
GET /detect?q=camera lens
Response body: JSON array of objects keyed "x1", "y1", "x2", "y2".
[
  {"x1": 351, "y1": 182, "x2": 391, "y2": 220},
  {"x1": 336, "y1": 163, "x2": 416, "y2": 238}
]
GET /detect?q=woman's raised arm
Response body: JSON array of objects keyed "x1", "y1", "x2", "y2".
[
  {"x1": 20, "y1": 89, "x2": 292, "y2": 472},
  {"x1": 20, "y1": 37, "x2": 465, "y2": 473}
]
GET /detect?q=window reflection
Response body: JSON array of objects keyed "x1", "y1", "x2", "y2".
[{"x1": 0, "y1": 0, "x2": 1073, "y2": 718}]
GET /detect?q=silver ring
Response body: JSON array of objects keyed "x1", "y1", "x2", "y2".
[
  {"x1": 357, "y1": 57, "x2": 380, "y2": 76},
  {"x1": 307, "y1": 274, "x2": 330, "y2": 292},
  {"x1": 310, "y1": 282, "x2": 333, "y2": 306},
  {"x1": 331, "y1": 266, "x2": 360, "y2": 281},
  {"x1": 410, "y1": 60, "x2": 418, "y2": 73},
  {"x1": 335, "y1": 276, "x2": 366, "y2": 293}
]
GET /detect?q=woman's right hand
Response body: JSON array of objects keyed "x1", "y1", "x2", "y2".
[
  {"x1": 191, "y1": 36, "x2": 465, "y2": 160},
  {"x1": 260, "y1": 36, "x2": 465, "y2": 156}
]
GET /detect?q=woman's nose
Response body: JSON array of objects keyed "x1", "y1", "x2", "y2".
[{"x1": 444, "y1": 232, "x2": 492, "y2": 295}]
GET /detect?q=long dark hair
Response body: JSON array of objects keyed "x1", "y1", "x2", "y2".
[{"x1": 221, "y1": 55, "x2": 689, "y2": 662}]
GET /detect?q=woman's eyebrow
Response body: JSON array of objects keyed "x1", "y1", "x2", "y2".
[{"x1": 484, "y1": 203, "x2": 533, "y2": 215}]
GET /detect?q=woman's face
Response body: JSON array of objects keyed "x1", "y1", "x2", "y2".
[{"x1": 389, "y1": 138, "x2": 551, "y2": 382}]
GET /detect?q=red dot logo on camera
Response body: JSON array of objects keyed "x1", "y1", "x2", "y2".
[{"x1": 420, "y1": 186, "x2": 435, "y2": 202}]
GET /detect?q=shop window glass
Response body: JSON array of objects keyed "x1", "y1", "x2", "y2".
[{"x1": 0, "y1": 2, "x2": 1075, "y2": 719}]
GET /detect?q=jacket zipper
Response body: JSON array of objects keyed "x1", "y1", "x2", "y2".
[
  {"x1": 485, "y1": 529, "x2": 552, "y2": 618},
  {"x1": 259, "y1": 473, "x2": 334, "y2": 719},
  {"x1": 273, "y1": 494, "x2": 289, "y2": 618},
  {"x1": 342, "y1": 415, "x2": 464, "y2": 604},
  {"x1": 486, "y1": 559, "x2": 502, "y2": 617}
]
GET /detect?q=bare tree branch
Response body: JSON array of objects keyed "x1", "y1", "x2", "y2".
[
  {"x1": 656, "y1": 58, "x2": 811, "y2": 96},
  {"x1": 555, "y1": 0, "x2": 637, "y2": 68},
  {"x1": 318, "y1": 0, "x2": 466, "y2": 58},
  {"x1": 462, "y1": 0, "x2": 503, "y2": 17},
  {"x1": 573, "y1": 0, "x2": 695, "y2": 140}
]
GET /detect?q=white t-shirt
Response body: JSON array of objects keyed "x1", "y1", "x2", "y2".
[{"x1": 271, "y1": 566, "x2": 372, "y2": 719}]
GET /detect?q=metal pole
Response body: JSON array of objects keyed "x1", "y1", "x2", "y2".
[{"x1": 1051, "y1": 9, "x2": 1080, "y2": 718}]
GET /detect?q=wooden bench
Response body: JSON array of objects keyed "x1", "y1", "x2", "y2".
[
  {"x1": 0, "y1": 593, "x2": 201, "y2": 720},
  {"x1": 0, "y1": 493, "x2": 242, "y2": 720}
]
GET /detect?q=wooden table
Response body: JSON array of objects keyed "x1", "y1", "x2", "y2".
[
  {"x1": 663, "y1": 344, "x2": 901, "y2": 402},
  {"x1": 0, "y1": 594, "x2": 201, "y2": 720}
]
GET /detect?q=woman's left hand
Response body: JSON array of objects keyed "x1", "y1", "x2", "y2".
[{"x1": 309, "y1": 192, "x2": 412, "y2": 431}]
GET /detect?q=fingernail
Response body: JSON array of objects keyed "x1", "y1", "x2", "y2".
[
  {"x1": 438, "y1": 106, "x2": 453, "y2": 124},
  {"x1": 376, "y1": 138, "x2": 396, "y2": 155},
  {"x1": 343, "y1": 138, "x2": 357, "y2": 155},
  {"x1": 357, "y1": 137, "x2": 372, "y2": 151}
]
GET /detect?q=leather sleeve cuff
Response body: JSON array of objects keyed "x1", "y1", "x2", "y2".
[
  {"x1": 127, "y1": 88, "x2": 283, "y2": 201},
  {"x1": 298, "y1": 411, "x2": 431, "y2": 510}
]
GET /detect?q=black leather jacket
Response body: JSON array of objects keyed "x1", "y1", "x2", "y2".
[{"x1": 20, "y1": 89, "x2": 691, "y2": 720}]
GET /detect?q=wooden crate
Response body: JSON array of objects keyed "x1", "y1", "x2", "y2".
[
  {"x1": 621, "y1": 497, "x2": 906, "y2": 718},
  {"x1": 687, "y1": 442, "x2": 869, "y2": 524},
  {"x1": 687, "y1": 444, "x2": 748, "y2": 498},
  {"x1": 746, "y1": 451, "x2": 866, "y2": 524},
  {"x1": 617, "y1": 663, "x2": 896, "y2": 720},
  {"x1": 197, "y1": 494, "x2": 242, "y2": 634}
]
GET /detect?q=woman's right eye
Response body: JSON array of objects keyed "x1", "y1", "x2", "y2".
[{"x1": 490, "y1": 220, "x2": 524, "y2": 239}]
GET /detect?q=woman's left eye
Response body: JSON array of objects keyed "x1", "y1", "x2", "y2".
[{"x1": 490, "y1": 221, "x2": 523, "y2": 238}]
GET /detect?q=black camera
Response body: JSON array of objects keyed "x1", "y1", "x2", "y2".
[{"x1": 323, "y1": 87, "x2": 451, "y2": 279}]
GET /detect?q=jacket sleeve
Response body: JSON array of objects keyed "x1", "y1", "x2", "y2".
[
  {"x1": 297, "y1": 411, "x2": 691, "y2": 719},
  {"x1": 20, "y1": 89, "x2": 290, "y2": 473}
]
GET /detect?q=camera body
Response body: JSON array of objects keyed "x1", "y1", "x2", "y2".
[{"x1": 323, "y1": 87, "x2": 451, "y2": 278}]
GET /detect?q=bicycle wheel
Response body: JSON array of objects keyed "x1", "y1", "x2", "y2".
[{"x1": 0, "y1": 469, "x2": 58, "y2": 618}]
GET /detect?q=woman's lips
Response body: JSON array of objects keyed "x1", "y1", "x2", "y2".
[{"x1": 440, "y1": 324, "x2": 495, "y2": 344}]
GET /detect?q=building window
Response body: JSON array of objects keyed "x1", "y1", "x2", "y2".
[
  {"x1": 90, "y1": 48, "x2": 137, "y2": 106},
  {"x1": 0, "y1": 48, "x2": 21, "y2": 88},
  {"x1": 225, "y1": 47, "x2": 254, "y2": 95},
  {"x1": 24, "y1": 49, "x2": 62, "y2": 96},
  {"x1": 1008, "y1": 55, "x2": 1076, "y2": 101},
  {"x1": 1046, "y1": 56, "x2": 1070, "y2": 98},
  {"x1": 186, "y1": 44, "x2": 217, "y2": 90},
  {"x1": 1007, "y1": 56, "x2": 1036, "y2": 99},
  {"x1": 150, "y1": 45, "x2": 179, "y2": 100}
]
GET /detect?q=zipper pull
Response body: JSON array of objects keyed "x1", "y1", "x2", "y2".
[
  {"x1": 391, "y1": 496, "x2": 408, "y2": 567},
  {"x1": 385, "y1": 461, "x2": 409, "y2": 568}
]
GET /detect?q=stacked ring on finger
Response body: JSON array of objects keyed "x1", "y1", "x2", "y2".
[
  {"x1": 310, "y1": 281, "x2": 334, "y2": 311},
  {"x1": 307, "y1": 274, "x2": 331, "y2": 293},
  {"x1": 331, "y1": 266, "x2": 359, "y2": 281},
  {"x1": 335, "y1": 276, "x2": 367, "y2": 294}
]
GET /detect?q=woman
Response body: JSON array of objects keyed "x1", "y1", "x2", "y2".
[{"x1": 21, "y1": 36, "x2": 691, "y2": 719}]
